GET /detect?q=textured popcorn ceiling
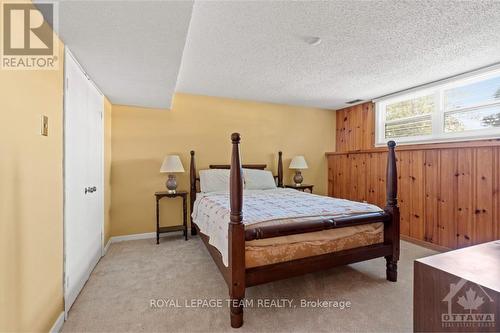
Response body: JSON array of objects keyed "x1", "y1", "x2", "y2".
[
  {"x1": 177, "y1": 1, "x2": 500, "y2": 109},
  {"x1": 47, "y1": 1, "x2": 500, "y2": 109},
  {"x1": 52, "y1": 0, "x2": 194, "y2": 108}
]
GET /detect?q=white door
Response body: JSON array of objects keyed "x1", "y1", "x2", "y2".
[{"x1": 64, "y1": 49, "x2": 104, "y2": 315}]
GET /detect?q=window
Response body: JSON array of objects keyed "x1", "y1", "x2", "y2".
[{"x1": 375, "y1": 68, "x2": 500, "y2": 146}]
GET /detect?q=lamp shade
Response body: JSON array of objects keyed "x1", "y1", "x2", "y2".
[
  {"x1": 160, "y1": 155, "x2": 185, "y2": 173},
  {"x1": 289, "y1": 156, "x2": 308, "y2": 169}
]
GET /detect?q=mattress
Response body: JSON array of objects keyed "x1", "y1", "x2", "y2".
[
  {"x1": 191, "y1": 188, "x2": 384, "y2": 267},
  {"x1": 245, "y1": 222, "x2": 383, "y2": 268}
]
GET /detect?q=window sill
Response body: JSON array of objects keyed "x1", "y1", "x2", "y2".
[{"x1": 375, "y1": 133, "x2": 500, "y2": 147}]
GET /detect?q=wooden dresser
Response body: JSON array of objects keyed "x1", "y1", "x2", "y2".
[{"x1": 414, "y1": 240, "x2": 500, "y2": 332}]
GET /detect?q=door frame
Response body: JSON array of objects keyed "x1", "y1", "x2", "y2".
[{"x1": 63, "y1": 47, "x2": 105, "y2": 318}]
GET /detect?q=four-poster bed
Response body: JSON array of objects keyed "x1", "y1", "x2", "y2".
[{"x1": 189, "y1": 133, "x2": 400, "y2": 328}]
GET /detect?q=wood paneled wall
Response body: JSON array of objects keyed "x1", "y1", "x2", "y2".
[
  {"x1": 328, "y1": 102, "x2": 500, "y2": 249},
  {"x1": 336, "y1": 102, "x2": 375, "y2": 152}
]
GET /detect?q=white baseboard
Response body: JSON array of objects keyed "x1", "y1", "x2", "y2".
[
  {"x1": 108, "y1": 229, "x2": 190, "y2": 244},
  {"x1": 103, "y1": 238, "x2": 112, "y2": 255},
  {"x1": 50, "y1": 311, "x2": 65, "y2": 333},
  {"x1": 110, "y1": 232, "x2": 157, "y2": 243}
]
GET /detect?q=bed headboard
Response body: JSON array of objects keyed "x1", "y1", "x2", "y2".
[{"x1": 189, "y1": 149, "x2": 284, "y2": 219}]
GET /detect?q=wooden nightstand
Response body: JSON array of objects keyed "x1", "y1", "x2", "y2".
[
  {"x1": 154, "y1": 191, "x2": 188, "y2": 243},
  {"x1": 285, "y1": 184, "x2": 314, "y2": 193}
]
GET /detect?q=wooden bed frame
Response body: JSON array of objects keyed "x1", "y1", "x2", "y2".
[{"x1": 189, "y1": 133, "x2": 400, "y2": 328}]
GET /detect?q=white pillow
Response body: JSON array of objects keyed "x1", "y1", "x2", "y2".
[
  {"x1": 243, "y1": 169, "x2": 277, "y2": 190},
  {"x1": 199, "y1": 169, "x2": 230, "y2": 192}
]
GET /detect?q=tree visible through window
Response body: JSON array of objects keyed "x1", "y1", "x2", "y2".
[
  {"x1": 376, "y1": 69, "x2": 500, "y2": 145},
  {"x1": 384, "y1": 95, "x2": 433, "y2": 138},
  {"x1": 481, "y1": 88, "x2": 500, "y2": 127}
]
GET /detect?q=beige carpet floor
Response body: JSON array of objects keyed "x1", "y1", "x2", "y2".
[{"x1": 62, "y1": 235, "x2": 436, "y2": 333}]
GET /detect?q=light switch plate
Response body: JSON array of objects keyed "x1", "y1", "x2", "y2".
[{"x1": 41, "y1": 115, "x2": 48, "y2": 136}]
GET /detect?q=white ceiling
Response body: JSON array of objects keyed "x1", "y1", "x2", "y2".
[
  {"x1": 53, "y1": 0, "x2": 193, "y2": 108},
  {"x1": 44, "y1": 1, "x2": 500, "y2": 110},
  {"x1": 177, "y1": 1, "x2": 500, "y2": 109}
]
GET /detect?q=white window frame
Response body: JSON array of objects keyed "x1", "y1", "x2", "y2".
[{"x1": 375, "y1": 67, "x2": 500, "y2": 146}]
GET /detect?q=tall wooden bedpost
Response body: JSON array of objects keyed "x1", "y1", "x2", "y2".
[
  {"x1": 277, "y1": 151, "x2": 283, "y2": 187},
  {"x1": 384, "y1": 140, "x2": 400, "y2": 282},
  {"x1": 229, "y1": 133, "x2": 245, "y2": 328},
  {"x1": 190, "y1": 150, "x2": 197, "y2": 236}
]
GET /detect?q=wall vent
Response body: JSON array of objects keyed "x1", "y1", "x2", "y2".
[{"x1": 346, "y1": 99, "x2": 363, "y2": 104}]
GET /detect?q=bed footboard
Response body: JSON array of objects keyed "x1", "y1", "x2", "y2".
[{"x1": 245, "y1": 212, "x2": 390, "y2": 241}]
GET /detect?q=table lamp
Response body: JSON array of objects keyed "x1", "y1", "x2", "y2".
[
  {"x1": 160, "y1": 155, "x2": 185, "y2": 193},
  {"x1": 289, "y1": 156, "x2": 308, "y2": 186}
]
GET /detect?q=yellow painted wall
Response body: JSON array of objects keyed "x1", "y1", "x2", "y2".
[
  {"x1": 104, "y1": 98, "x2": 113, "y2": 244},
  {"x1": 111, "y1": 93, "x2": 336, "y2": 236},
  {"x1": 0, "y1": 33, "x2": 64, "y2": 333}
]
